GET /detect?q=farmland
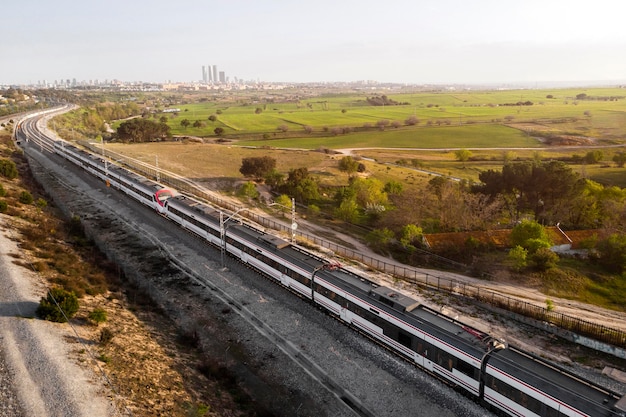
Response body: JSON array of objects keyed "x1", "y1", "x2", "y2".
[{"x1": 131, "y1": 87, "x2": 626, "y2": 187}]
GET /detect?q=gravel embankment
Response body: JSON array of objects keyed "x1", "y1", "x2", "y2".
[{"x1": 0, "y1": 222, "x2": 117, "y2": 417}]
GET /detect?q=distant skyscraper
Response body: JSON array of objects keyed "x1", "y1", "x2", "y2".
[
  {"x1": 212, "y1": 65, "x2": 218, "y2": 83},
  {"x1": 202, "y1": 66, "x2": 207, "y2": 82},
  {"x1": 219, "y1": 71, "x2": 225, "y2": 84},
  {"x1": 208, "y1": 64, "x2": 212, "y2": 82}
]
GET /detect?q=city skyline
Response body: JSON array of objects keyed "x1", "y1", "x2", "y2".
[{"x1": 2, "y1": 0, "x2": 626, "y2": 86}]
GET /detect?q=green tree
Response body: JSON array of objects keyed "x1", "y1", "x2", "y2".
[
  {"x1": 400, "y1": 224, "x2": 423, "y2": 249},
  {"x1": 508, "y1": 245, "x2": 528, "y2": 272},
  {"x1": 273, "y1": 194, "x2": 293, "y2": 216},
  {"x1": 384, "y1": 180, "x2": 403, "y2": 195},
  {"x1": 338, "y1": 156, "x2": 360, "y2": 177},
  {"x1": 192, "y1": 120, "x2": 205, "y2": 128},
  {"x1": 214, "y1": 127, "x2": 224, "y2": 136},
  {"x1": 596, "y1": 234, "x2": 626, "y2": 274},
  {"x1": 613, "y1": 151, "x2": 626, "y2": 168},
  {"x1": 531, "y1": 247, "x2": 559, "y2": 271},
  {"x1": 237, "y1": 181, "x2": 259, "y2": 200},
  {"x1": 510, "y1": 220, "x2": 551, "y2": 253},
  {"x1": 239, "y1": 156, "x2": 277, "y2": 179},
  {"x1": 454, "y1": 149, "x2": 472, "y2": 162},
  {"x1": 335, "y1": 198, "x2": 359, "y2": 223},
  {"x1": 180, "y1": 119, "x2": 191, "y2": 130},
  {"x1": 366, "y1": 228, "x2": 395, "y2": 253},
  {"x1": 584, "y1": 150, "x2": 603, "y2": 164},
  {"x1": 208, "y1": 114, "x2": 217, "y2": 122},
  {"x1": 117, "y1": 118, "x2": 171, "y2": 142},
  {"x1": 36, "y1": 288, "x2": 79, "y2": 323}
]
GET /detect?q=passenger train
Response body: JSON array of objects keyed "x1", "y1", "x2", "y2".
[{"x1": 17, "y1": 122, "x2": 626, "y2": 417}]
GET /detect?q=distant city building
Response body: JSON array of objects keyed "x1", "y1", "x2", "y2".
[
  {"x1": 212, "y1": 65, "x2": 218, "y2": 83},
  {"x1": 202, "y1": 66, "x2": 207, "y2": 83},
  {"x1": 219, "y1": 71, "x2": 225, "y2": 83}
]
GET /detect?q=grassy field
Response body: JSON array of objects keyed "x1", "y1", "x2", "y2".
[
  {"x1": 103, "y1": 87, "x2": 626, "y2": 188},
  {"x1": 158, "y1": 88, "x2": 626, "y2": 156}
]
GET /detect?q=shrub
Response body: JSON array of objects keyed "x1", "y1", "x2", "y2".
[
  {"x1": 36, "y1": 288, "x2": 80, "y2": 323},
  {"x1": 0, "y1": 159, "x2": 18, "y2": 179},
  {"x1": 19, "y1": 191, "x2": 33, "y2": 204},
  {"x1": 508, "y1": 245, "x2": 528, "y2": 272},
  {"x1": 99, "y1": 328, "x2": 115, "y2": 345},
  {"x1": 0, "y1": 183, "x2": 6, "y2": 196},
  {"x1": 0, "y1": 200, "x2": 7, "y2": 213},
  {"x1": 531, "y1": 247, "x2": 559, "y2": 271},
  {"x1": 88, "y1": 308, "x2": 107, "y2": 325}
]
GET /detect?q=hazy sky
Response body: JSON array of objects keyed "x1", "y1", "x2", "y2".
[{"x1": 3, "y1": 0, "x2": 626, "y2": 85}]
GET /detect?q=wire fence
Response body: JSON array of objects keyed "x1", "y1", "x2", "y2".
[{"x1": 87, "y1": 142, "x2": 626, "y2": 349}]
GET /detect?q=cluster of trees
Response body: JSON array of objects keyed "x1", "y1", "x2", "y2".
[
  {"x1": 116, "y1": 118, "x2": 171, "y2": 142},
  {"x1": 365, "y1": 95, "x2": 409, "y2": 106},
  {"x1": 237, "y1": 154, "x2": 626, "y2": 275}
]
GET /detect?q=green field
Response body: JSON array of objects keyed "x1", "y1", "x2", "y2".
[{"x1": 161, "y1": 88, "x2": 626, "y2": 152}]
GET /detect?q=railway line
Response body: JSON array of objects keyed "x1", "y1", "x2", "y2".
[{"x1": 14, "y1": 108, "x2": 626, "y2": 417}]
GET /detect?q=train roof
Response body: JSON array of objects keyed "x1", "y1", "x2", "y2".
[{"x1": 491, "y1": 348, "x2": 621, "y2": 415}]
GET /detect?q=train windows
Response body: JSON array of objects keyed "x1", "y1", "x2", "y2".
[
  {"x1": 456, "y1": 359, "x2": 477, "y2": 379},
  {"x1": 398, "y1": 331, "x2": 412, "y2": 349}
]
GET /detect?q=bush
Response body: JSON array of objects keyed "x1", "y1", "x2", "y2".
[
  {"x1": 36, "y1": 288, "x2": 80, "y2": 323},
  {"x1": 19, "y1": 191, "x2": 33, "y2": 204},
  {"x1": 0, "y1": 159, "x2": 18, "y2": 179},
  {"x1": 99, "y1": 328, "x2": 115, "y2": 345},
  {"x1": 531, "y1": 248, "x2": 559, "y2": 271},
  {"x1": 88, "y1": 308, "x2": 107, "y2": 325},
  {"x1": 0, "y1": 183, "x2": 6, "y2": 196},
  {"x1": 0, "y1": 200, "x2": 7, "y2": 213},
  {"x1": 508, "y1": 245, "x2": 528, "y2": 272}
]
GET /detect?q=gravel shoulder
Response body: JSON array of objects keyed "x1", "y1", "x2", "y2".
[{"x1": 0, "y1": 219, "x2": 116, "y2": 417}]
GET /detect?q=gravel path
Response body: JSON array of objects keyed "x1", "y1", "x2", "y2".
[{"x1": 0, "y1": 222, "x2": 117, "y2": 417}]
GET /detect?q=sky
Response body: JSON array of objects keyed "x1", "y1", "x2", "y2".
[{"x1": 3, "y1": 0, "x2": 626, "y2": 86}]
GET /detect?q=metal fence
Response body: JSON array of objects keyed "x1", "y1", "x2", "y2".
[{"x1": 87, "y1": 142, "x2": 626, "y2": 349}]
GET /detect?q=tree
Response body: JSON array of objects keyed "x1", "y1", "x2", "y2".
[
  {"x1": 400, "y1": 224, "x2": 423, "y2": 249},
  {"x1": 192, "y1": 120, "x2": 205, "y2": 128},
  {"x1": 510, "y1": 220, "x2": 551, "y2": 253},
  {"x1": 239, "y1": 156, "x2": 277, "y2": 179},
  {"x1": 531, "y1": 247, "x2": 559, "y2": 271},
  {"x1": 365, "y1": 228, "x2": 395, "y2": 253},
  {"x1": 376, "y1": 119, "x2": 390, "y2": 130},
  {"x1": 584, "y1": 150, "x2": 603, "y2": 164},
  {"x1": 208, "y1": 114, "x2": 217, "y2": 122},
  {"x1": 237, "y1": 181, "x2": 259, "y2": 200},
  {"x1": 214, "y1": 127, "x2": 224, "y2": 136},
  {"x1": 384, "y1": 180, "x2": 403, "y2": 195},
  {"x1": 180, "y1": 119, "x2": 191, "y2": 130},
  {"x1": 508, "y1": 246, "x2": 528, "y2": 272},
  {"x1": 255, "y1": 107, "x2": 263, "y2": 114},
  {"x1": 404, "y1": 115, "x2": 419, "y2": 126},
  {"x1": 117, "y1": 118, "x2": 171, "y2": 142},
  {"x1": 338, "y1": 156, "x2": 359, "y2": 177},
  {"x1": 303, "y1": 125, "x2": 313, "y2": 134},
  {"x1": 613, "y1": 151, "x2": 626, "y2": 168},
  {"x1": 273, "y1": 194, "x2": 293, "y2": 216},
  {"x1": 454, "y1": 149, "x2": 472, "y2": 162},
  {"x1": 159, "y1": 115, "x2": 168, "y2": 123},
  {"x1": 596, "y1": 234, "x2": 626, "y2": 274},
  {"x1": 277, "y1": 124, "x2": 289, "y2": 133}
]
